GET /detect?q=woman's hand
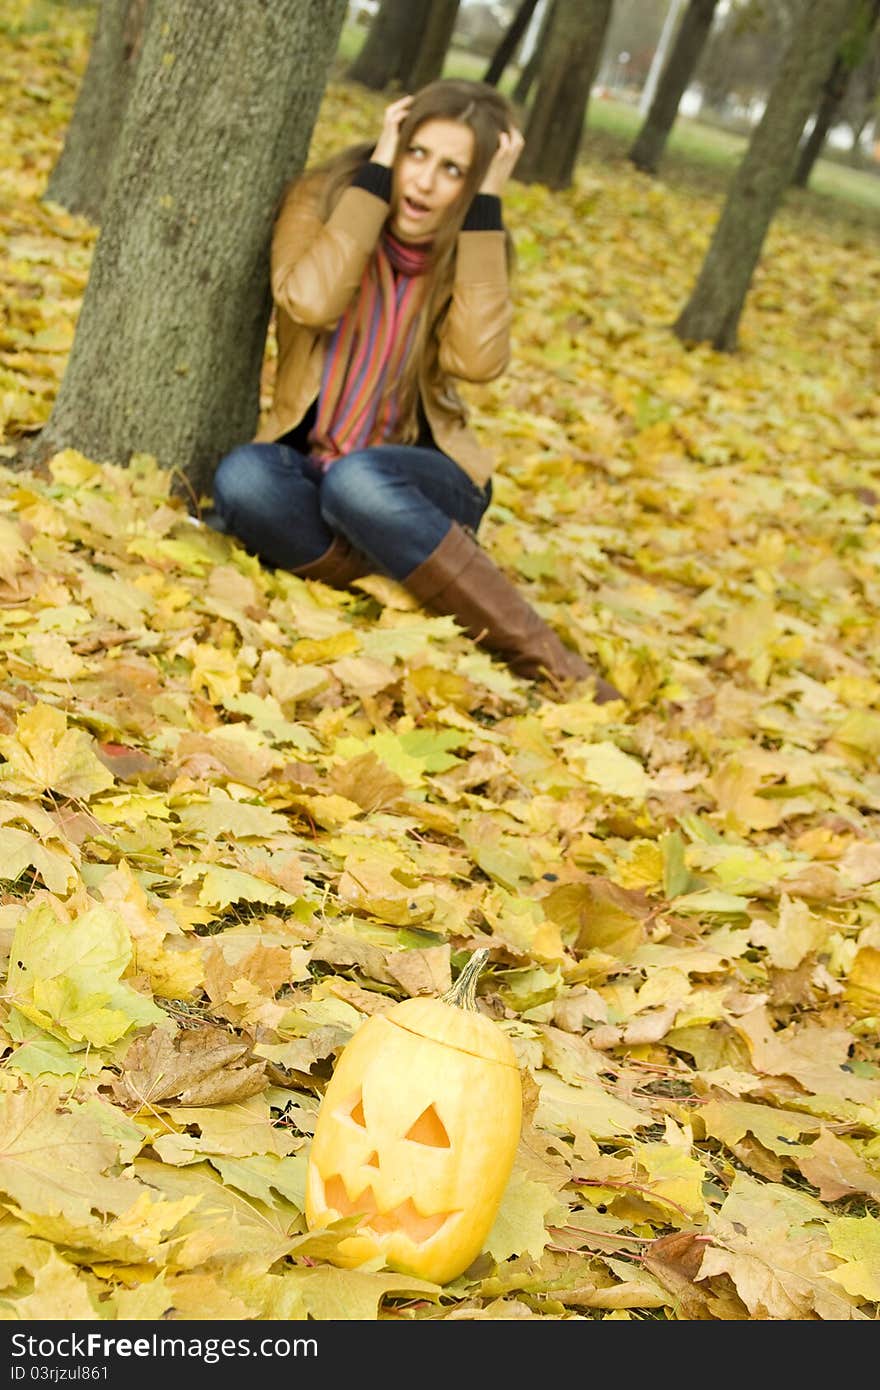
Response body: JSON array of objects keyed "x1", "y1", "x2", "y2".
[
  {"x1": 479, "y1": 126, "x2": 525, "y2": 196},
  {"x1": 372, "y1": 95, "x2": 413, "y2": 167}
]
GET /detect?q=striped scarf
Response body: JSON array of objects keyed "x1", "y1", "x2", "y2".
[{"x1": 309, "y1": 231, "x2": 431, "y2": 470}]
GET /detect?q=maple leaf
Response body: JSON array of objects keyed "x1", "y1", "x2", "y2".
[
  {"x1": 97, "y1": 858, "x2": 205, "y2": 1000},
  {"x1": 295, "y1": 1265, "x2": 441, "y2": 1320},
  {"x1": 7, "y1": 901, "x2": 165, "y2": 1046},
  {"x1": 0, "y1": 515, "x2": 28, "y2": 581},
  {"x1": 0, "y1": 703, "x2": 115, "y2": 799},
  {"x1": 700, "y1": 1174, "x2": 865, "y2": 1319},
  {"x1": 132, "y1": 1157, "x2": 302, "y2": 1269},
  {"x1": 114, "y1": 1024, "x2": 268, "y2": 1108},
  {"x1": 0, "y1": 825, "x2": 78, "y2": 893},
  {"x1": 542, "y1": 877, "x2": 651, "y2": 956},
  {"x1": 328, "y1": 751, "x2": 406, "y2": 812},
  {"x1": 0, "y1": 1084, "x2": 137, "y2": 1223},
  {"x1": 826, "y1": 1216, "x2": 880, "y2": 1303},
  {"x1": 631, "y1": 1117, "x2": 707, "y2": 1223},
  {"x1": 4, "y1": 1248, "x2": 98, "y2": 1319},
  {"x1": 483, "y1": 1171, "x2": 561, "y2": 1264},
  {"x1": 794, "y1": 1130, "x2": 880, "y2": 1203},
  {"x1": 643, "y1": 1232, "x2": 724, "y2": 1320}
]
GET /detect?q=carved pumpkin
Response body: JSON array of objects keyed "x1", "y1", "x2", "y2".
[{"x1": 305, "y1": 949, "x2": 522, "y2": 1284}]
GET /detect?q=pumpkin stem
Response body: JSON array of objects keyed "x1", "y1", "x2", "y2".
[{"x1": 441, "y1": 948, "x2": 490, "y2": 1011}]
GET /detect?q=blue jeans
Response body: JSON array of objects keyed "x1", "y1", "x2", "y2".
[{"x1": 210, "y1": 442, "x2": 491, "y2": 580}]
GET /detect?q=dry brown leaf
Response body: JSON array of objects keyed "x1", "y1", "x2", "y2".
[
  {"x1": 793, "y1": 1129, "x2": 880, "y2": 1203},
  {"x1": 642, "y1": 1232, "x2": 722, "y2": 1320},
  {"x1": 114, "y1": 1025, "x2": 267, "y2": 1108}
]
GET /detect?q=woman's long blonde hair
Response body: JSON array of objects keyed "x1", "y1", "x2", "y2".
[{"x1": 289, "y1": 79, "x2": 517, "y2": 443}]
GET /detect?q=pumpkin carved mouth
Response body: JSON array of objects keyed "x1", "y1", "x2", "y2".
[{"x1": 320, "y1": 1174, "x2": 459, "y2": 1244}]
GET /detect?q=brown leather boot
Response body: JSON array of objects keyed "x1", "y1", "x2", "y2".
[
  {"x1": 403, "y1": 523, "x2": 623, "y2": 702},
  {"x1": 292, "y1": 535, "x2": 373, "y2": 589}
]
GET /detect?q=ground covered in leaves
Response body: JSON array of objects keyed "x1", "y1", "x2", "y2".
[{"x1": 1, "y1": 5, "x2": 880, "y2": 1322}]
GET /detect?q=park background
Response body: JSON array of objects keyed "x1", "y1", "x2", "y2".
[{"x1": 0, "y1": 0, "x2": 879, "y2": 1321}]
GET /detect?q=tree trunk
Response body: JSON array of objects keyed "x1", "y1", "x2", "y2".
[
  {"x1": 347, "y1": 0, "x2": 432, "y2": 91},
  {"x1": 44, "y1": 0, "x2": 151, "y2": 222},
  {"x1": 513, "y1": 0, "x2": 556, "y2": 105},
  {"x1": 484, "y1": 0, "x2": 541, "y2": 87},
  {"x1": 405, "y1": 0, "x2": 461, "y2": 90},
  {"x1": 847, "y1": 110, "x2": 872, "y2": 153},
  {"x1": 516, "y1": 0, "x2": 613, "y2": 189},
  {"x1": 673, "y1": 0, "x2": 860, "y2": 351},
  {"x1": 35, "y1": 0, "x2": 348, "y2": 497},
  {"x1": 792, "y1": 0, "x2": 880, "y2": 185},
  {"x1": 791, "y1": 52, "x2": 852, "y2": 185},
  {"x1": 628, "y1": 0, "x2": 719, "y2": 175}
]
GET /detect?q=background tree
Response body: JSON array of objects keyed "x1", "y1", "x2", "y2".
[
  {"x1": 406, "y1": 0, "x2": 462, "y2": 90},
  {"x1": 838, "y1": 18, "x2": 880, "y2": 151},
  {"x1": 512, "y1": 0, "x2": 557, "y2": 104},
  {"x1": 515, "y1": 0, "x2": 613, "y2": 188},
  {"x1": 483, "y1": 0, "x2": 542, "y2": 86},
  {"x1": 695, "y1": 0, "x2": 798, "y2": 117},
  {"x1": 674, "y1": 0, "x2": 861, "y2": 351},
  {"x1": 44, "y1": 0, "x2": 150, "y2": 221},
  {"x1": 597, "y1": 0, "x2": 673, "y2": 91},
  {"x1": 793, "y1": 53, "x2": 858, "y2": 186},
  {"x1": 628, "y1": 0, "x2": 720, "y2": 174},
  {"x1": 35, "y1": 0, "x2": 348, "y2": 495},
  {"x1": 346, "y1": 0, "x2": 432, "y2": 91},
  {"x1": 793, "y1": 0, "x2": 880, "y2": 183}
]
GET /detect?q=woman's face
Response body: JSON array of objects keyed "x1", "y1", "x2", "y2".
[{"x1": 390, "y1": 118, "x2": 475, "y2": 243}]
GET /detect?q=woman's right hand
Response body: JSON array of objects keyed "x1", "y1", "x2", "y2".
[
  {"x1": 372, "y1": 95, "x2": 413, "y2": 167},
  {"x1": 479, "y1": 126, "x2": 525, "y2": 196}
]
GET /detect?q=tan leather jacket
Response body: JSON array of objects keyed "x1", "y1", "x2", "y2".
[{"x1": 254, "y1": 175, "x2": 512, "y2": 487}]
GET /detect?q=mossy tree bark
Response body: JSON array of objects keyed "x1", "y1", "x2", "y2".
[
  {"x1": 515, "y1": 0, "x2": 613, "y2": 189},
  {"x1": 628, "y1": 0, "x2": 719, "y2": 175},
  {"x1": 347, "y1": 0, "x2": 432, "y2": 91},
  {"x1": 673, "y1": 0, "x2": 860, "y2": 351},
  {"x1": 36, "y1": 0, "x2": 348, "y2": 497},
  {"x1": 44, "y1": 0, "x2": 150, "y2": 222}
]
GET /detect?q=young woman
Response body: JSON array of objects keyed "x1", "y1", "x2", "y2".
[{"x1": 209, "y1": 79, "x2": 621, "y2": 701}]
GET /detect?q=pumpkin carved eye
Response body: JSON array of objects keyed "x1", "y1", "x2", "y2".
[
  {"x1": 342, "y1": 1094, "x2": 451, "y2": 1147},
  {"x1": 405, "y1": 1105, "x2": 450, "y2": 1147},
  {"x1": 345, "y1": 1093, "x2": 367, "y2": 1127}
]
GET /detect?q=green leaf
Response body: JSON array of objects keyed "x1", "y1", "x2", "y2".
[
  {"x1": 209, "y1": 1154, "x2": 308, "y2": 1212},
  {"x1": 484, "y1": 1172, "x2": 561, "y2": 1264},
  {"x1": 296, "y1": 1265, "x2": 440, "y2": 1320},
  {"x1": 8, "y1": 903, "x2": 164, "y2": 1047},
  {"x1": 827, "y1": 1216, "x2": 880, "y2": 1302}
]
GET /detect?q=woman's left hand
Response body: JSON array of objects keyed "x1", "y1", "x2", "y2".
[{"x1": 479, "y1": 127, "x2": 525, "y2": 196}]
